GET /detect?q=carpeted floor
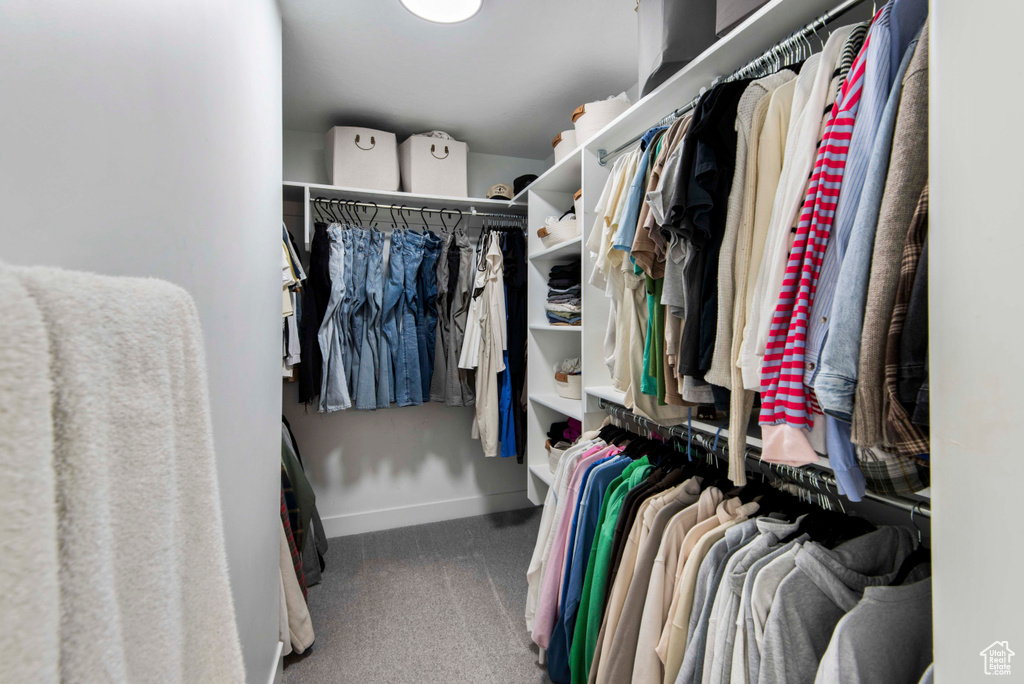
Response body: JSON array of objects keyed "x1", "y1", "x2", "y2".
[{"x1": 282, "y1": 508, "x2": 553, "y2": 684}]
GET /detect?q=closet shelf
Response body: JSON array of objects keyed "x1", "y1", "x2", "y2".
[
  {"x1": 529, "y1": 324, "x2": 582, "y2": 333},
  {"x1": 585, "y1": 0, "x2": 859, "y2": 159},
  {"x1": 283, "y1": 180, "x2": 525, "y2": 215},
  {"x1": 528, "y1": 464, "x2": 555, "y2": 488},
  {"x1": 586, "y1": 385, "x2": 626, "y2": 405},
  {"x1": 529, "y1": 236, "x2": 582, "y2": 261},
  {"x1": 529, "y1": 393, "x2": 583, "y2": 421},
  {"x1": 510, "y1": 146, "x2": 582, "y2": 204}
]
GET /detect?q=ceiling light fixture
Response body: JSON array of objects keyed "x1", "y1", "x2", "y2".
[{"x1": 400, "y1": 0, "x2": 482, "y2": 24}]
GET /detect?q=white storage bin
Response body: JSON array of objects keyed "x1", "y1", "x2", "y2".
[
  {"x1": 546, "y1": 440, "x2": 570, "y2": 474},
  {"x1": 555, "y1": 372, "x2": 582, "y2": 400},
  {"x1": 571, "y1": 93, "x2": 632, "y2": 146},
  {"x1": 552, "y1": 129, "x2": 577, "y2": 164},
  {"x1": 574, "y1": 189, "x2": 583, "y2": 220},
  {"x1": 538, "y1": 214, "x2": 580, "y2": 250},
  {"x1": 324, "y1": 126, "x2": 400, "y2": 191},
  {"x1": 399, "y1": 135, "x2": 468, "y2": 197}
]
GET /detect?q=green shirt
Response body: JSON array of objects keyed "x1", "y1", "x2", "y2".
[
  {"x1": 569, "y1": 457, "x2": 654, "y2": 683},
  {"x1": 642, "y1": 275, "x2": 666, "y2": 402}
]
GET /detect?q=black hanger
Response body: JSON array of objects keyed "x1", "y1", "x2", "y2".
[{"x1": 890, "y1": 504, "x2": 930, "y2": 585}]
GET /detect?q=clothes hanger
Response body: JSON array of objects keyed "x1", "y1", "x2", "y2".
[
  {"x1": 313, "y1": 199, "x2": 329, "y2": 224},
  {"x1": 366, "y1": 202, "x2": 379, "y2": 228},
  {"x1": 890, "y1": 504, "x2": 930, "y2": 585},
  {"x1": 437, "y1": 207, "x2": 451, "y2": 235}
]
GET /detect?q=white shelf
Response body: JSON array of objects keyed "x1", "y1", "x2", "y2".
[
  {"x1": 586, "y1": 385, "x2": 626, "y2": 405},
  {"x1": 529, "y1": 464, "x2": 555, "y2": 488},
  {"x1": 510, "y1": 147, "x2": 582, "y2": 204},
  {"x1": 529, "y1": 236, "x2": 582, "y2": 261},
  {"x1": 286, "y1": 180, "x2": 521, "y2": 213},
  {"x1": 584, "y1": 0, "x2": 865, "y2": 158},
  {"x1": 529, "y1": 393, "x2": 583, "y2": 421},
  {"x1": 530, "y1": 324, "x2": 581, "y2": 333}
]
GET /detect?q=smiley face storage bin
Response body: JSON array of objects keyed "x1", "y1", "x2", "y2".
[
  {"x1": 324, "y1": 126, "x2": 400, "y2": 191},
  {"x1": 399, "y1": 134, "x2": 469, "y2": 197}
]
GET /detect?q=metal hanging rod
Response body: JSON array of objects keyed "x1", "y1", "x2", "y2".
[
  {"x1": 310, "y1": 196, "x2": 525, "y2": 220},
  {"x1": 597, "y1": 0, "x2": 869, "y2": 166},
  {"x1": 598, "y1": 399, "x2": 930, "y2": 518}
]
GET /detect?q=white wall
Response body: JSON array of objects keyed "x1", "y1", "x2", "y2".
[
  {"x1": 931, "y1": 3, "x2": 1024, "y2": 681},
  {"x1": 282, "y1": 386, "x2": 531, "y2": 537},
  {"x1": 284, "y1": 128, "x2": 548, "y2": 196},
  {"x1": 0, "y1": 1, "x2": 283, "y2": 682}
]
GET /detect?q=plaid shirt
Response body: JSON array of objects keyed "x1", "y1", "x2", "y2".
[
  {"x1": 883, "y1": 186, "x2": 929, "y2": 456},
  {"x1": 859, "y1": 447, "x2": 928, "y2": 496},
  {"x1": 281, "y1": 488, "x2": 307, "y2": 600}
]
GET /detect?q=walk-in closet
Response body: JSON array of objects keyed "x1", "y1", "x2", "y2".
[{"x1": 2, "y1": 0, "x2": 1023, "y2": 683}]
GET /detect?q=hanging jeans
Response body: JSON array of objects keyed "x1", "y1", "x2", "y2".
[
  {"x1": 417, "y1": 230, "x2": 443, "y2": 399},
  {"x1": 397, "y1": 231, "x2": 425, "y2": 405},
  {"x1": 381, "y1": 229, "x2": 406, "y2": 406},
  {"x1": 347, "y1": 228, "x2": 370, "y2": 403},
  {"x1": 355, "y1": 229, "x2": 386, "y2": 409},
  {"x1": 317, "y1": 224, "x2": 351, "y2": 412},
  {"x1": 340, "y1": 228, "x2": 356, "y2": 395},
  {"x1": 429, "y1": 231, "x2": 454, "y2": 403},
  {"x1": 446, "y1": 235, "x2": 476, "y2": 406}
]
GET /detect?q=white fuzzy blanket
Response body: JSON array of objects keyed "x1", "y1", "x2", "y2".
[
  {"x1": 11, "y1": 266, "x2": 246, "y2": 683},
  {"x1": 0, "y1": 265, "x2": 60, "y2": 682}
]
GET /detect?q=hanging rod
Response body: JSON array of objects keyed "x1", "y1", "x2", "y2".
[
  {"x1": 598, "y1": 399, "x2": 930, "y2": 518},
  {"x1": 597, "y1": 0, "x2": 869, "y2": 166},
  {"x1": 309, "y1": 196, "x2": 525, "y2": 220}
]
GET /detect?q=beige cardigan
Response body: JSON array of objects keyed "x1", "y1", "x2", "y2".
[
  {"x1": 852, "y1": 23, "x2": 930, "y2": 446},
  {"x1": 659, "y1": 500, "x2": 760, "y2": 684},
  {"x1": 631, "y1": 487, "x2": 725, "y2": 684}
]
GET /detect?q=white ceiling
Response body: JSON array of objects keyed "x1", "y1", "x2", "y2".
[{"x1": 282, "y1": 0, "x2": 639, "y2": 159}]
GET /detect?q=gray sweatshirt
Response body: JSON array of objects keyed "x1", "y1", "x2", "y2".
[
  {"x1": 814, "y1": 576, "x2": 932, "y2": 684},
  {"x1": 736, "y1": 537, "x2": 809, "y2": 684},
  {"x1": 700, "y1": 516, "x2": 806, "y2": 684},
  {"x1": 758, "y1": 526, "x2": 916, "y2": 684}
]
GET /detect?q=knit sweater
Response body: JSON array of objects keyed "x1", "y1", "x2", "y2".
[
  {"x1": 851, "y1": 23, "x2": 929, "y2": 447},
  {"x1": 727, "y1": 77, "x2": 797, "y2": 484},
  {"x1": 706, "y1": 71, "x2": 796, "y2": 393}
]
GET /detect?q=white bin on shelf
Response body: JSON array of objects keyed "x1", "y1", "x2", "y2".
[
  {"x1": 552, "y1": 130, "x2": 577, "y2": 164},
  {"x1": 399, "y1": 135, "x2": 468, "y2": 197},
  {"x1": 571, "y1": 93, "x2": 631, "y2": 146},
  {"x1": 555, "y1": 372, "x2": 582, "y2": 400},
  {"x1": 324, "y1": 126, "x2": 400, "y2": 191}
]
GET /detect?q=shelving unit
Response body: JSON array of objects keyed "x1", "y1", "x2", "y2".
[
  {"x1": 522, "y1": 0, "x2": 879, "y2": 504},
  {"x1": 529, "y1": 235, "x2": 582, "y2": 261},
  {"x1": 510, "y1": 146, "x2": 582, "y2": 205}
]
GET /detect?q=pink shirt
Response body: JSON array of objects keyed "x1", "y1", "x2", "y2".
[{"x1": 532, "y1": 444, "x2": 621, "y2": 648}]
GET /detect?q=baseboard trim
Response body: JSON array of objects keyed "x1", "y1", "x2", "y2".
[
  {"x1": 321, "y1": 490, "x2": 534, "y2": 538},
  {"x1": 268, "y1": 640, "x2": 284, "y2": 684}
]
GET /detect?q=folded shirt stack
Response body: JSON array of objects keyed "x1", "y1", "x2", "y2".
[{"x1": 547, "y1": 260, "x2": 581, "y2": 326}]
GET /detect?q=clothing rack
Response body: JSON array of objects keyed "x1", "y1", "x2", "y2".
[
  {"x1": 310, "y1": 196, "x2": 525, "y2": 222},
  {"x1": 598, "y1": 399, "x2": 931, "y2": 518},
  {"x1": 597, "y1": 0, "x2": 869, "y2": 166}
]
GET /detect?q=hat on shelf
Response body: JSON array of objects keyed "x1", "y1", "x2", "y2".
[
  {"x1": 514, "y1": 174, "x2": 538, "y2": 196},
  {"x1": 486, "y1": 182, "x2": 513, "y2": 200}
]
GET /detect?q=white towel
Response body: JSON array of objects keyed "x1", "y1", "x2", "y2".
[
  {"x1": 14, "y1": 266, "x2": 246, "y2": 683},
  {"x1": 0, "y1": 264, "x2": 59, "y2": 683}
]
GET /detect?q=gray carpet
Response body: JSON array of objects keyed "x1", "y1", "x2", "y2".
[{"x1": 283, "y1": 508, "x2": 553, "y2": 684}]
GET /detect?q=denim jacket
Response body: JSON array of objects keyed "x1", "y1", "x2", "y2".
[{"x1": 813, "y1": 32, "x2": 920, "y2": 422}]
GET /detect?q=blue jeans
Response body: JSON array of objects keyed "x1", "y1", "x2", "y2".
[
  {"x1": 348, "y1": 229, "x2": 370, "y2": 399},
  {"x1": 381, "y1": 230, "x2": 405, "y2": 405},
  {"x1": 353, "y1": 229, "x2": 384, "y2": 410},
  {"x1": 340, "y1": 229, "x2": 356, "y2": 395},
  {"x1": 317, "y1": 224, "x2": 351, "y2": 412},
  {"x1": 417, "y1": 231, "x2": 443, "y2": 399},
  {"x1": 399, "y1": 231, "x2": 425, "y2": 406}
]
